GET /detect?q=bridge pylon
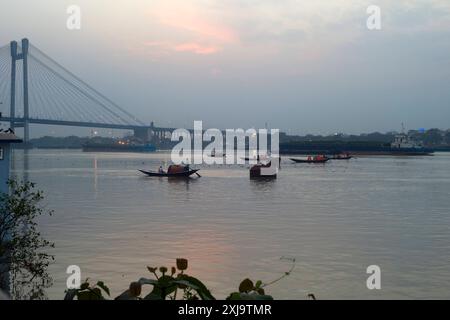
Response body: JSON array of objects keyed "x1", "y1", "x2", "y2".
[{"x1": 10, "y1": 38, "x2": 30, "y2": 143}]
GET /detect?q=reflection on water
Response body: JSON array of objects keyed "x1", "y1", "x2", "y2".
[{"x1": 10, "y1": 150, "x2": 450, "y2": 299}]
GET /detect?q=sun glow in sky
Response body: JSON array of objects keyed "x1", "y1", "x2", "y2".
[{"x1": 1, "y1": 0, "x2": 450, "y2": 134}]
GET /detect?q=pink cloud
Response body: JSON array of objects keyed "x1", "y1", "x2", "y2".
[
  {"x1": 174, "y1": 42, "x2": 220, "y2": 55},
  {"x1": 148, "y1": 4, "x2": 238, "y2": 44},
  {"x1": 140, "y1": 41, "x2": 220, "y2": 56},
  {"x1": 161, "y1": 15, "x2": 237, "y2": 44},
  {"x1": 142, "y1": 41, "x2": 168, "y2": 47},
  {"x1": 141, "y1": 4, "x2": 237, "y2": 57}
]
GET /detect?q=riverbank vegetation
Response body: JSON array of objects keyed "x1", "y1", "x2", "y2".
[{"x1": 0, "y1": 180, "x2": 54, "y2": 299}]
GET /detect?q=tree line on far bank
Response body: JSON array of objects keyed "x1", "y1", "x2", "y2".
[{"x1": 17, "y1": 128, "x2": 450, "y2": 150}]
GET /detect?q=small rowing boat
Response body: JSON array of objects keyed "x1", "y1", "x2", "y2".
[
  {"x1": 139, "y1": 164, "x2": 200, "y2": 178},
  {"x1": 290, "y1": 156, "x2": 329, "y2": 164},
  {"x1": 331, "y1": 155, "x2": 352, "y2": 160},
  {"x1": 138, "y1": 169, "x2": 200, "y2": 177}
]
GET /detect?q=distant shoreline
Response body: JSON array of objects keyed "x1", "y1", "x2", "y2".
[{"x1": 11, "y1": 129, "x2": 450, "y2": 153}]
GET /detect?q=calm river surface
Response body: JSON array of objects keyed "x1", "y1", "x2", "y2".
[{"x1": 11, "y1": 150, "x2": 450, "y2": 299}]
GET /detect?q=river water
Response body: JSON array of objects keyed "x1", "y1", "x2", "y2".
[{"x1": 10, "y1": 150, "x2": 450, "y2": 299}]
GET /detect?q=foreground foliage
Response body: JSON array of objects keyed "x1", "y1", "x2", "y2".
[{"x1": 65, "y1": 257, "x2": 298, "y2": 300}]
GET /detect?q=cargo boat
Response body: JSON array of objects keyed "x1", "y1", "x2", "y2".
[{"x1": 280, "y1": 133, "x2": 433, "y2": 156}]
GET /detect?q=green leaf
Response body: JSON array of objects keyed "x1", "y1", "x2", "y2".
[
  {"x1": 96, "y1": 281, "x2": 110, "y2": 296},
  {"x1": 160, "y1": 276, "x2": 178, "y2": 297},
  {"x1": 115, "y1": 289, "x2": 138, "y2": 300},
  {"x1": 228, "y1": 292, "x2": 273, "y2": 300},
  {"x1": 172, "y1": 280, "x2": 199, "y2": 290},
  {"x1": 226, "y1": 292, "x2": 243, "y2": 300},
  {"x1": 143, "y1": 292, "x2": 164, "y2": 300},
  {"x1": 138, "y1": 277, "x2": 159, "y2": 286},
  {"x1": 90, "y1": 288, "x2": 104, "y2": 300},
  {"x1": 255, "y1": 280, "x2": 262, "y2": 288},
  {"x1": 139, "y1": 276, "x2": 177, "y2": 299},
  {"x1": 239, "y1": 278, "x2": 254, "y2": 293},
  {"x1": 177, "y1": 275, "x2": 215, "y2": 300},
  {"x1": 158, "y1": 275, "x2": 175, "y2": 287},
  {"x1": 144, "y1": 285, "x2": 165, "y2": 300},
  {"x1": 80, "y1": 282, "x2": 89, "y2": 290},
  {"x1": 77, "y1": 291, "x2": 93, "y2": 300},
  {"x1": 239, "y1": 292, "x2": 273, "y2": 300},
  {"x1": 63, "y1": 289, "x2": 78, "y2": 300}
]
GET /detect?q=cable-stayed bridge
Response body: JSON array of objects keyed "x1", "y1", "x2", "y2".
[{"x1": 0, "y1": 38, "x2": 173, "y2": 143}]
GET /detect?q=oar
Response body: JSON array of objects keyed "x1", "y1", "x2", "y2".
[{"x1": 195, "y1": 171, "x2": 202, "y2": 178}]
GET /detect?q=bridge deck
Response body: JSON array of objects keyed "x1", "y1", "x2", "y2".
[{"x1": 0, "y1": 117, "x2": 177, "y2": 132}]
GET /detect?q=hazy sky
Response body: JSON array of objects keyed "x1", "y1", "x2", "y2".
[{"x1": 1, "y1": 0, "x2": 450, "y2": 136}]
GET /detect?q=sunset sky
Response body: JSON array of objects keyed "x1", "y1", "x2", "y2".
[{"x1": 1, "y1": 0, "x2": 450, "y2": 135}]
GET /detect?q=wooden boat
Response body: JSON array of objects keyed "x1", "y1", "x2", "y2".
[
  {"x1": 331, "y1": 155, "x2": 352, "y2": 160},
  {"x1": 138, "y1": 169, "x2": 200, "y2": 177},
  {"x1": 249, "y1": 161, "x2": 277, "y2": 178},
  {"x1": 139, "y1": 164, "x2": 200, "y2": 178},
  {"x1": 290, "y1": 157, "x2": 329, "y2": 164}
]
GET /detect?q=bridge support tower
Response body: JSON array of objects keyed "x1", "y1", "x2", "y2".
[{"x1": 10, "y1": 38, "x2": 30, "y2": 144}]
